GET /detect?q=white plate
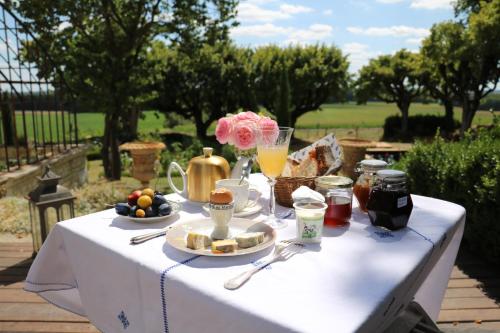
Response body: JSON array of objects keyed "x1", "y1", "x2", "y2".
[
  {"x1": 119, "y1": 201, "x2": 182, "y2": 223},
  {"x1": 202, "y1": 202, "x2": 263, "y2": 217},
  {"x1": 166, "y1": 218, "x2": 276, "y2": 257}
]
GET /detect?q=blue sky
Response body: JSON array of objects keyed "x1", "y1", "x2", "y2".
[{"x1": 230, "y1": 0, "x2": 455, "y2": 72}]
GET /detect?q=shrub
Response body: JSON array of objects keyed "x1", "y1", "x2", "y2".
[
  {"x1": 397, "y1": 123, "x2": 500, "y2": 263},
  {"x1": 383, "y1": 115, "x2": 460, "y2": 141}
]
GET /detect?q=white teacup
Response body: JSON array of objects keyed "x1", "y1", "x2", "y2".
[{"x1": 215, "y1": 179, "x2": 261, "y2": 213}]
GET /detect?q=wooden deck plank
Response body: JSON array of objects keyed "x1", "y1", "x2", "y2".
[
  {"x1": 0, "y1": 251, "x2": 34, "y2": 259},
  {"x1": 438, "y1": 309, "x2": 500, "y2": 323},
  {"x1": 0, "y1": 322, "x2": 100, "y2": 333},
  {"x1": 439, "y1": 321, "x2": 500, "y2": 331},
  {"x1": 445, "y1": 287, "x2": 500, "y2": 298},
  {"x1": 0, "y1": 289, "x2": 46, "y2": 303},
  {"x1": 447, "y1": 278, "x2": 500, "y2": 288},
  {"x1": 0, "y1": 282, "x2": 25, "y2": 289},
  {"x1": 441, "y1": 297, "x2": 499, "y2": 310},
  {"x1": 0, "y1": 258, "x2": 32, "y2": 268},
  {"x1": 0, "y1": 303, "x2": 88, "y2": 322}
]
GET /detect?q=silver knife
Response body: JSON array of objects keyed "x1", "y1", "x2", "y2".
[{"x1": 130, "y1": 227, "x2": 172, "y2": 245}]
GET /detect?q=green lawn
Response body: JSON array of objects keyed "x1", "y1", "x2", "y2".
[{"x1": 11, "y1": 102, "x2": 497, "y2": 141}]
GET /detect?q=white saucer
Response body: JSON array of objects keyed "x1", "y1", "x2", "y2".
[{"x1": 203, "y1": 202, "x2": 263, "y2": 217}]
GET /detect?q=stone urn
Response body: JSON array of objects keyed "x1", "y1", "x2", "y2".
[{"x1": 119, "y1": 141, "x2": 166, "y2": 187}]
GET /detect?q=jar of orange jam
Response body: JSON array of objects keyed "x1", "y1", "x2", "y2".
[{"x1": 353, "y1": 159, "x2": 387, "y2": 212}]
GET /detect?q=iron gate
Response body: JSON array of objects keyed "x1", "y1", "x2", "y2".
[{"x1": 0, "y1": 4, "x2": 78, "y2": 173}]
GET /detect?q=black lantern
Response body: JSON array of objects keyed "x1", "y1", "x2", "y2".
[{"x1": 28, "y1": 165, "x2": 76, "y2": 254}]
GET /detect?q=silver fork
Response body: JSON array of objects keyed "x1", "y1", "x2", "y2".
[{"x1": 224, "y1": 240, "x2": 304, "y2": 290}]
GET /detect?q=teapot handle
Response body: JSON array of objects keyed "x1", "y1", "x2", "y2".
[{"x1": 167, "y1": 162, "x2": 187, "y2": 198}]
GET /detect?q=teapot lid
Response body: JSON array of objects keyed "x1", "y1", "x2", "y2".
[
  {"x1": 203, "y1": 147, "x2": 213, "y2": 158},
  {"x1": 189, "y1": 147, "x2": 229, "y2": 169}
]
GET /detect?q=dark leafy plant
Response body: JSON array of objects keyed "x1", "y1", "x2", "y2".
[{"x1": 397, "y1": 121, "x2": 500, "y2": 262}]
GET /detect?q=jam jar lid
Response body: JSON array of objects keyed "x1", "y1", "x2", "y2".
[
  {"x1": 376, "y1": 169, "x2": 406, "y2": 183},
  {"x1": 360, "y1": 159, "x2": 387, "y2": 170},
  {"x1": 315, "y1": 175, "x2": 353, "y2": 189}
]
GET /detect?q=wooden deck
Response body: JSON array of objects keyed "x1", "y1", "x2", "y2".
[{"x1": 0, "y1": 242, "x2": 499, "y2": 333}]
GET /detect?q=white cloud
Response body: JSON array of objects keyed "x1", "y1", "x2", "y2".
[
  {"x1": 237, "y1": 2, "x2": 314, "y2": 23},
  {"x1": 231, "y1": 23, "x2": 291, "y2": 37},
  {"x1": 279, "y1": 4, "x2": 313, "y2": 14},
  {"x1": 237, "y1": 3, "x2": 290, "y2": 22},
  {"x1": 285, "y1": 24, "x2": 333, "y2": 44},
  {"x1": 231, "y1": 23, "x2": 333, "y2": 45},
  {"x1": 347, "y1": 25, "x2": 429, "y2": 38},
  {"x1": 410, "y1": 0, "x2": 453, "y2": 9},
  {"x1": 376, "y1": 0, "x2": 405, "y2": 3},
  {"x1": 343, "y1": 42, "x2": 380, "y2": 73},
  {"x1": 405, "y1": 37, "x2": 424, "y2": 45},
  {"x1": 323, "y1": 9, "x2": 333, "y2": 15}
]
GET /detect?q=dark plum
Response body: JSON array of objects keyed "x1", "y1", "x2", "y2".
[
  {"x1": 158, "y1": 203, "x2": 172, "y2": 216},
  {"x1": 115, "y1": 203, "x2": 130, "y2": 216},
  {"x1": 153, "y1": 194, "x2": 167, "y2": 207},
  {"x1": 129, "y1": 205, "x2": 138, "y2": 217},
  {"x1": 145, "y1": 207, "x2": 156, "y2": 217}
]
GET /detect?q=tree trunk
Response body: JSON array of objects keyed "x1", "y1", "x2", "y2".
[
  {"x1": 398, "y1": 102, "x2": 410, "y2": 134},
  {"x1": 443, "y1": 99, "x2": 454, "y2": 130},
  {"x1": 460, "y1": 98, "x2": 477, "y2": 137},
  {"x1": 102, "y1": 112, "x2": 122, "y2": 180},
  {"x1": 193, "y1": 110, "x2": 208, "y2": 139},
  {"x1": 120, "y1": 107, "x2": 139, "y2": 142}
]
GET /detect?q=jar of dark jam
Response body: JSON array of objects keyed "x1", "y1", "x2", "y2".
[
  {"x1": 366, "y1": 169, "x2": 413, "y2": 230},
  {"x1": 353, "y1": 159, "x2": 387, "y2": 212}
]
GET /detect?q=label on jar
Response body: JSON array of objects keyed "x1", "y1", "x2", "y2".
[{"x1": 397, "y1": 196, "x2": 408, "y2": 208}]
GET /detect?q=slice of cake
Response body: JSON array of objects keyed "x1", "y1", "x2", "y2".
[
  {"x1": 211, "y1": 239, "x2": 238, "y2": 253},
  {"x1": 186, "y1": 232, "x2": 212, "y2": 250},
  {"x1": 235, "y1": 232, "x2": 265, "y2": 248}
]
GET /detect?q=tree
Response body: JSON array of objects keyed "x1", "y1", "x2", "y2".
[
  {"x1": 275, "y1": 68, "x2": 291, "y2": 127},
  {"x1": 355, "y1": 50, "x2": 424, "y2": 133},
  {"x1": 157, "y1": 42, "x2": 254, "y2": 139},
  {"x1": 15, "y1": 0, "x2": 166, "y2": 179},
  {"x1": 421, "y1": 8, "x2": 499, "y2": 135},
  {"x1": 419, "y1": 52, "x2": 456, "y2": 130},
  {"x1": 253, "y1": 45, "x2": 349, "y2": 130},
  {"x1": 15, "y1": 0, "x2": 238, "y2": 179}
]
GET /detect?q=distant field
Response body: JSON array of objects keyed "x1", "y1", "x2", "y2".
[{"x1": 10, "y1": 102, "x2": 497, "y2": 141}]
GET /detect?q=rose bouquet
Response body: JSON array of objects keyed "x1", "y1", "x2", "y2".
[{"x1": 215, "y1": 111, "x2": 279, "y2": 150}]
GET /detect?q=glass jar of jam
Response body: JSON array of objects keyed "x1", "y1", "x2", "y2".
[
  {"x1": 316, "y1": 176, "x2": 353, "y2": 227},
  {"x1": 366, "y1": 170, "x2": 413, "y2": 230},
  {"x1": 315, "y1": 175, "x2": 353, "y2": 197},
  {"x1": 353, "y1": 159, "x2": 387, "y2": 212}
]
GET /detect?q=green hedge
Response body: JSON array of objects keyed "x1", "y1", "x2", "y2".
[
  {"x1": 397, "y1": 122, "x2": 500, "y2": 262},
  {"x1": 383, "y1": 115, "x2": 460, "y2": 141}
]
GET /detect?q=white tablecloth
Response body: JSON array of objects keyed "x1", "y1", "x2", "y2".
[{"x1": 25, "y1": 174, "x2": 465, "y2": 333}]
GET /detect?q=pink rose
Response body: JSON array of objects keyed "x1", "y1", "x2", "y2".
[
  {"x1": 258, "y1": 117, "x2": 279, "y2": 144},
  {"x1": 233, "y1": 120, "x2": 257, "y2": 150},
  {"x1": 215, "y1": 117, "x2": 233, "y2": 144},
  {"x1": 234, "y1": 111, "x2": 261, "y2": 123}
]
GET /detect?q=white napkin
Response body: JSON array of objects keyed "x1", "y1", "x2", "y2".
[{"x1": 291, "y1": 185, "x2": 325, "y2": 203}]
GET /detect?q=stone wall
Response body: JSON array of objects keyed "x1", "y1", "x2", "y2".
[{"x1": 0, "y1": 145, "x2": 89, "y2": 198}]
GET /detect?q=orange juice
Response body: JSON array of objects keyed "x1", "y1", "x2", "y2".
[{"x1": 257, "y1": 145, "x2": 288, "y2": 178}]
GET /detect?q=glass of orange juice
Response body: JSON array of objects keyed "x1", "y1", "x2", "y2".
[{"x1": 257, "y1": 127, "x2": 294, "y2": 229}]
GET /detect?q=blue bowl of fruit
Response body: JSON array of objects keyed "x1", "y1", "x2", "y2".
[{"x1": 115, "y1": 188, "x2": 181, "y2": 223}]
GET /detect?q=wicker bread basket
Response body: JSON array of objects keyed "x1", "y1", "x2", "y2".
[{"x1": 275, "y1": 176, "x2": 316, "y2": 208}]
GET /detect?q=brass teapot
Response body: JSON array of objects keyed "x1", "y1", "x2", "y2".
[{"x1": 167, "y1": 147, "x2": 230, "y2": 202}]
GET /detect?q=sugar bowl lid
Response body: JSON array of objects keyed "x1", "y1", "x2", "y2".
[
  {"x1": 376, "y1": 169, "x2": 406, "y2": 183},
  {"x1": 315, "y1": 175, "x2": 353, "y2": 188}
]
